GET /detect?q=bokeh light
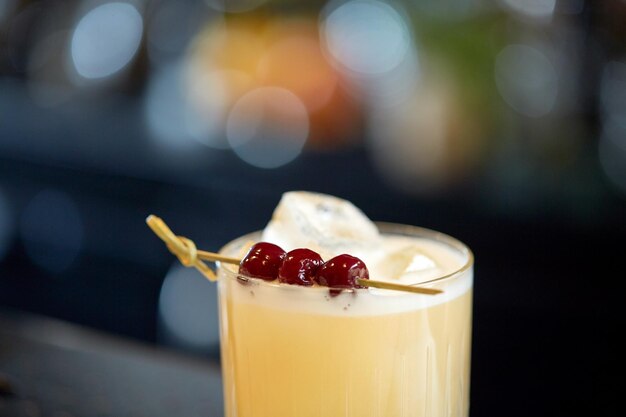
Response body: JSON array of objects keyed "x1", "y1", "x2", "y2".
[
  {"x1": 363, "y1": 48, "x2": 419, "y2": 108},
  {"x1": 322, "y1": 0, "x2": 412, "y2": 76},
  {"x1": 144, "y1": 61, "x2": 225, "y2": 150},
  {"x1": 368, "y1": 73, "x2": 482, "y2": 193},
  {"x1": 158, "y1": 264, "x2": 220, "y2": 351},
  {"x1": 185, "y1": 67, "x2": 253, "y2": 150},
  {"x1": 227, "y1": 86, "x2": 309, "y2": 169},
  {"x1": 495, "y1": 44, "x2": 558, "y2": 118},
  {"x1": 255, "y1": 19, "x2": 363, "y2": 146},
  {"x1": 70, "y1": 2, "x2": 143, "y2": 80},
  {"x1": 258, "y1": 30, "x2": 337, "y2": 112},
  {"x1": 320, "y1": 0, "x2": 419, "y2": 109},
  {"x1": 20, "y1": 189, "x2": 83, "y2": 274},
  {"x1": 185, "y1": 17, "x2": 362, "y2": 152},
  {"x1": 187, "y1": 19, "x2": 265, "y2": 83},
  {"x1": 185, "y1": 18, "x2": 263, "y2": 149}
]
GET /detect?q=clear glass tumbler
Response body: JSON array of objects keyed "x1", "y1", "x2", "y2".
[{"x1": 217, "y1": 223, "x2": 473, "y2": 417}]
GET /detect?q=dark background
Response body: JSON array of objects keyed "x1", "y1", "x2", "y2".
[{"x1": 1, "y1": 0, "x2": 625, "y2": 416}]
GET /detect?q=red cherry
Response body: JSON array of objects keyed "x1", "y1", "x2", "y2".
[
  {"x1": 278, "y1": 248, "x2": 324, "y2": 286},
  {"x1": 239, "y1": 242, "x2": 286, "y2": 281},
  {"x1": 315, "y1": 254, "x2": 369, "y2": 293}
]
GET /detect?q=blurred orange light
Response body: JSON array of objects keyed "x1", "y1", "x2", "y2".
[
  {"x1": 185, "y1": 16, "x2": 363, "y2": 152},
  {"x1": 258, "y1": 35, "x2": 337, "y2": 112}
]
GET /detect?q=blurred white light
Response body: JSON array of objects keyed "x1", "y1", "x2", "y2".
[
  {"x1": 368, "y1": 81, "x2": 452, "y2": 193},
  {"x1": 599, "y1": 122, "x2": 626, "y2": 195},
  {"x1": 322, "y1": 0, "x2": 411, "y2": 76},
  {"x1": 227, "y1": 87, "x2": 309, "y2": 169},
  {"x1": 70, "y1": 2, "x2": 143, "y2": 79},
  {"x1": 500, "y1": 0, "x2": 556, "y2": 21},
  {"x1": 495, "y1": 44, "x2": 558, "y2": 117},
  {"x1": 600, "y1": 60, "x2": 626, "y2": 130},
  {"x1": 364, "y1": 48, "x2": 419, "y2": 108},
  {"x1": 0, "y1": 188, "x2": 13, "y2": 261},
  {"x1": 204, "y1": 0, "x2": 266, "y2": 13},
  {"x1": 20, "y1": 189, "x2": 83, "y2": 273},
  {"x1": 145, "y1": 61, "x2": 225, "y2": 150},
  {"x1": 158, "y1": 264, "x2": 220, "y2": 351}
]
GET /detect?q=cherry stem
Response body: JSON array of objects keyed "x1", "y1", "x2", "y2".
[{"x1": 146, "y1": 214, "x2": 444, "y2": 295}]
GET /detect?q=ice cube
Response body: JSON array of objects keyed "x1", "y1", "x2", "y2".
[
  {"x1": 367, "y1": 236, "x2": 442, "y2": 284},
  {"x1": 262, "y1": 191, "x2": 380, "y2": 259}
]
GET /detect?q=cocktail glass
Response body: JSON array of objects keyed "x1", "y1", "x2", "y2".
[{"x1": 217, "y1": 223, "x2": 473, "y2": 417}]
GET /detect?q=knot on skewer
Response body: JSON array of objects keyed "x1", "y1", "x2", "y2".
[
  {"x1": 146, "y1": 215, "x2": 217, "y2": 281},
  {"x1": 169, "y1": 236, "x2": 197, "y2": 267}
]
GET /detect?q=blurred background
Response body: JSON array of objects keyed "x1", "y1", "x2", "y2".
[{"x1": 0, "y1": 0, "x2": 625, "y2": 416}]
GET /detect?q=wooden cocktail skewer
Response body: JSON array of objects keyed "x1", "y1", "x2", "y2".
[{"x1": 146, "y1": 215, "x2": 443, "y2": 295}]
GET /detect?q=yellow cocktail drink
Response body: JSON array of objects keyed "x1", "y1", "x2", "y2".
[{"x1": 217, "y1": 224, "x2": 473, "y2": 417}]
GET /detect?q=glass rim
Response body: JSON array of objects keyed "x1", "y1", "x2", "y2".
[
  {"x1": 217, "y1": 221, "x2": 474, "y2": 290},
  {"x1": 375, "y1": 222, "x2": 474, "y2": 286}
]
